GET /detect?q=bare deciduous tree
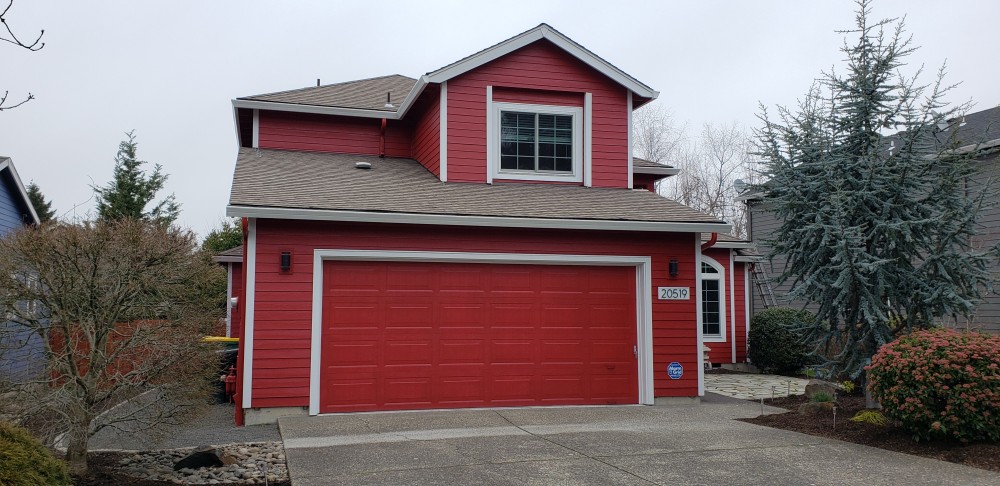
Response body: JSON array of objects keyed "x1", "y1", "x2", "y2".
[
  {"x1": 0, "y1": 0, "x2": 44, "y2": 111},
  {"x1": 0, "y1": 220, "x2": 223, "y2": 474},
  {"x1": 657, "y1": 122, "x2": 759, "y2": 237},
  {"x1": 632, "y1": 102, "x2": 685, "y2": 164}
]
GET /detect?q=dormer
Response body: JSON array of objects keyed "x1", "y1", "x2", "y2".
[{"x1": 232, "y1": 24, "x2": 658, "y2": 189}]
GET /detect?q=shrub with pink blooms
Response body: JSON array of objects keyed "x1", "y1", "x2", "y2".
[{"x1": 866, "y1": 328, "x2": 1000, "y2": 442}]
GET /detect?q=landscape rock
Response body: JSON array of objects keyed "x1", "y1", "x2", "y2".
[
  {"x1": 804, "y1": 379, "x2": 840, "y2": 399},
  {"x1": 117, "y1": 441, "x2": 288, "y2": 484}
]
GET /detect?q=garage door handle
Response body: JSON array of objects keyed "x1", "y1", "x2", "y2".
[{"x1": 633, "y1": 345, "x2": 637, "y2": 358}]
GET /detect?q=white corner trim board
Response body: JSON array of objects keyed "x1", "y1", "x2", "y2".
[
  {"x1": 584, "y1": 92, "x2": 593, "y2": 188},
  {"x1": 486, "y1": 86, "x2": 494, "y2": 184},
  {"x1": 439, "y1": 81, "x2": 448, "y2": 182},
  {"x1": 307, "y1": 249, "x2": 655, "y2": 415},
  {"x1": 695, "y1": 235, "x2": 705, "y2": 397},
  {"x1": 241, "y1": 219, "x2": 257, "y2": 409},
  {"x1": 627, "y1": 90, "x2": 633, "y2": 189}
]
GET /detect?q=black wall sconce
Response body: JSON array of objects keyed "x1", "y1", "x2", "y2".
[
  {"x1": 669, "y1": 259, "x2": 679, "y2": 278},
  {"x1": 280, "y1": 251, "x2": 292, "y2": 273}
]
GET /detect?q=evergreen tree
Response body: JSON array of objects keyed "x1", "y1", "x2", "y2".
[
  {"x1": 25, "y1": 181, "x2": 55, "y2": 223},
  {"x1": 93, "y1": 130, "x2": 180, "y2": 225},
  {"x1": 201, "y1": 218, "x2": 243, "y2": 254},
  {"x1": 755, "y1": 0, "x2": 995, "y2": 378}
]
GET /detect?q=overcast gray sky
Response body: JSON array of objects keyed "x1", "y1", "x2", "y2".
[{"x1": 2, "y1": 0, "x2": 997, "y2": 238}]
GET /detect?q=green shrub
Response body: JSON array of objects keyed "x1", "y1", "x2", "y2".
[
  {"x1": 810, "y1": 391, "x2": 834, "y2": 403},
  {"x1": 748, "y1": 307, "x2": 814, "y2": 375},
  {"x1": 867, "y1": 328, "x2": 1000, "y2": 442},
  {"x1": 0, "y1": 422, "x2": 71, "y2": 486}
]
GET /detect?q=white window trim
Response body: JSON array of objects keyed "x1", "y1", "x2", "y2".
[
  {"x1": 308, "y1": 249, "x2": 654, "y2": 415},
  {"x1": 490, "y1": 101, "x2": 584, "y2": 183},
  {"x1": 700, "y1": 255, "x2": 727, "y2": 343}
]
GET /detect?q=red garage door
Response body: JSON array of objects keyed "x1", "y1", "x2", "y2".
[{"x1": 320, "y1": 260, "x2": 638, "y2": 413}]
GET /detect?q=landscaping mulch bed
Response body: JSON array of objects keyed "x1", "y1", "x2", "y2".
[
  {"x1": 73, "y1": 451, "x2": 291, "y2": 486},
  {"x1": 740, "y1": 394, "x2": 1000, "y2": 473}
]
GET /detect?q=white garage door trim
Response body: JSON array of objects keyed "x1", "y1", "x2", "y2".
[{"x1": 309, "y1": 249, "x2": 654, "y2": 415}]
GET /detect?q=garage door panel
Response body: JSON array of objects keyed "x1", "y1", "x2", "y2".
[
  {"x1": 321, "y1": 261, "x2": 637, "y2": 413},
  {"x1": 439, "y1": 340, "x2": 487, "y2": 363}
]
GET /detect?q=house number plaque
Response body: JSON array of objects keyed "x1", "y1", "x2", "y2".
[{"x1": 657, "y1": 287, "x2": 690, "y2": 300}]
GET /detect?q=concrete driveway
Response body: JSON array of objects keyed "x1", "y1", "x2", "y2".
[{"x1": 278, "y1": 394, "x2": 998, "y2": 485}]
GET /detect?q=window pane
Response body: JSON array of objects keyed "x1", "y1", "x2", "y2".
[
  {"x1": 702, "y1": 279, "x2": 721, "y2": 335},
  {"x1": 701, "y1": 262, "x2": 719, "y2": 274},
  {"x1": 538, "y1": 157, "x2": 555, "y2": 171},
  {"x1": 501, "y1": 139, "x2": 517, "y2": 156},
  {"x1": 518, "y1": 142, "x2": 534, "y2": 157},
  {"x1": 554, "y1": 115, "x2": 572, "y2": 130},
  {"x1": 555, "y1": 144, "x2": 571, "y2": 158},
  {"x1": 501, "y1": 155, "x2": 517, "y2": 170},
  {"x1": 555, "y1": 158, "x2": 572, "y2": 172},
  {"x1": 539, "y1": 143, "x2": 554, "y2": 157},
  {"x1": 517, "y1": 156, "x2": 534, "y2": 170}
]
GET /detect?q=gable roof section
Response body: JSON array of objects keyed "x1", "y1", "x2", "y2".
[
  {"x1": 238, "y1": 75, "x2": 416, "y2": 114},
  {"x1": 213, "y1": 244, "x2": 244, "y2": 263},
  {"x1": 227, "y1": 149, "x2": 729, "y2": 234},
  {"x1": 233, "y1": 24, "x2": 657, "y2": 121},
  {"x1": 633, "y1": 157, "x2": 680, "y2": 176},
  {"x1": 0, "y1": 157, "x2": 40, "y2": 226}
]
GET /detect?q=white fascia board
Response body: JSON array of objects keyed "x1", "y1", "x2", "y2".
[
  {"x1": 231, "y1": 103, "x2": 242, "y2": 150},
  {"x1": 393, "y1": 75, "x2": 429, "y2": 119},
  {"x1": 232, "y1": 99, "x2": 401, "y2": 120},
  {"x1": 226, "y1": 205, "x2": 732, "y2": 234},
  {"x1": 0, "y1": 159, "x2": 40, "y2": 225},
  {"x1": 633, "y1": 167, "x2": 681, "y2": 176},
  {"x1": 424, "y1": 25, "x2": 658, "y2": 100},
  {"x1": 734, "y1": 255, "x2": 764, "y2": 263}
]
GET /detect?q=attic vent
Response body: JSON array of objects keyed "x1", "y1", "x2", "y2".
[{"x1": 355, "y1": 162, "x2": 372, "y2": 170}]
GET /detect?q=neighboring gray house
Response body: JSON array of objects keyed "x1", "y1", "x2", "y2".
[
  {"x1": 746, "y1": 105, "x2": 1000, "y2": 334},
  {"x1": 0, "y1": 156, "x2": 43, "y2": 383}
]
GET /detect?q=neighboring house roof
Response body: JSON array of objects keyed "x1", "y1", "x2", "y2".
[
  {"x1": 239, "y1": 75, "x2": 416, "y2": 113},
  {"x1": 700, "y1": 232, "x2": 753, "y2": 249},
  {"x1": 0, "y1": 156, "x2": 40, "y2": 226},
  {"x1": 633, "y1": 157, "x2": 680, "y2": 176},
  {"x1": 212, "y1": 245, "x2": 244, "y2": 264},
  {"x1": 227, "y1": 149, "x2": 730, "y2": 234},
  {"x1": 232, "y1": 23, "x2": 657, "y2": 120}
]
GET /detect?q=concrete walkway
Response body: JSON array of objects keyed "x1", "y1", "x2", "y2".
[
  {"x1": 704, "y1": 373, "x2": 810, "y2": 399},
  {"x1": 89, "y1": 403, "x2": 280, "y2": 451},
  {"x1": 277, "y1": 398, "x2": 999, "y2": 485}
]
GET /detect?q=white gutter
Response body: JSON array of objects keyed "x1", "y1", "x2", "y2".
[
  {"x1": 226, "y1": 205, "x2": 731, "y2": 234},
  {"x1": 634, "y1": 167, "x2": 681, "y2": 176}
]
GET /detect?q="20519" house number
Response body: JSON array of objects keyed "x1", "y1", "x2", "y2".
[{"x1": 657, "y1": 287, "x2": 690, "y2": 300}]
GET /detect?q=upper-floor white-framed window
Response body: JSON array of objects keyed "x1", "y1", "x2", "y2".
[
  {"x1": 701, "y1": 257, "x2": 726, "y2": 341},
  {"x1": 491, "y1": 102, "x2": 583, "y2": 183}
]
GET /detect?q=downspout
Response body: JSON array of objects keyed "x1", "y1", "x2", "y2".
[
  {"x1": 379, "y1": 118, "x2": 387, "y2": 158},
  {"x1": 701, "y1": 232, "x2": 718, "y2": 251}
]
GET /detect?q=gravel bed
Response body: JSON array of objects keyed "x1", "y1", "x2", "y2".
[{"x1": 117, "y1": 441, "x2": 288, "y2": 485}]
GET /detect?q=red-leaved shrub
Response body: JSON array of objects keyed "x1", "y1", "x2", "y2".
[{"x1": 867, "y1": 328, "x2": 1000, "y2": 442}]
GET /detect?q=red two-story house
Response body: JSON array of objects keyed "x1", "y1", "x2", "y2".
[{"x1": 226, "y1": 24, "x2": 752, "y2": 425}]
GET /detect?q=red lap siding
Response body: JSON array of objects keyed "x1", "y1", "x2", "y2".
[
  {"x1": 446, "y1": 40, "x2": 629, "y2": 187},
  {"x1": 258, "y1": 110, "x2": 411, "y2": 158},
  {"x1": 410, "y1": 90, "x2": 441, "y2": 177},
  {"x1": 247, "y1": 220, "x2": 701, "y2": 408}
]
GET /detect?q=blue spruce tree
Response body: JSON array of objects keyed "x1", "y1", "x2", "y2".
[{"x1": 755, "y1": 0, "x2": 996, "y2": 378}]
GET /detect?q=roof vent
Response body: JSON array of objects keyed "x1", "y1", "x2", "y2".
[
  {"x1": 355, "y1": 161, "x2": 372, "y2": 170},
  {"x1": 384, "y1": 92, "x2": 395, "y2": 109}
]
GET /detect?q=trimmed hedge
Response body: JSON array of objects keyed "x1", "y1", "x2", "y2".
[
  {"x1": 867, "y1": 328, "x2": 1000, "y2": 442},
  {"x1": 748, "y1": 307, "x2": 814, "y2": 374},
  {"x1": 0, "y1": 422, "x2": 71, "y2": 486}
]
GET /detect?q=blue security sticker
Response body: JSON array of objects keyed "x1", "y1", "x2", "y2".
[{"x1": 667, "y1": 361, "x2": 683, "y2": 380}]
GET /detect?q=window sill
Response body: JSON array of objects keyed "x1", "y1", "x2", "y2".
[
  {"x1": 703, "y1": 336, "x2": 727, "y2": 343},
  {"x1": 495, "y1": 171, "x2": 582, "y2": 183}
]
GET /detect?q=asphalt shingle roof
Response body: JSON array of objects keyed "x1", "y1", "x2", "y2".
[
  {"x1": 229, "y1": 148, "x2": 725, "y2": 225},
  {"x1": 239, "y1": 75, "x2": 417, "y2": 112}
]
